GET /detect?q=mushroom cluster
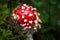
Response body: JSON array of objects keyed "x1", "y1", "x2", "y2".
[{"x1": 12, "y1": 4, "x2": 42, "y2": 31}]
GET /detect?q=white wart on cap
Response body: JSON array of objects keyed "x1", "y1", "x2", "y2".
[
  {"x1": 34, "y1": 20, "x2": 38, "y2": 23},
  {"x1": 29, "y1": 21, "x2": 33, "y2": 24},
  {"x1": 24, "y1": 19, "x2": 27, "y2": 22},
  {"x1": 22, "y1": 15, "x2": 24, "y2": 19},
  {"x1": 22, "y1": 6, "x2": 25, "y2": 9},
  {"x1": 28, "y1": 14, "x2": 33, "y2": 17}
]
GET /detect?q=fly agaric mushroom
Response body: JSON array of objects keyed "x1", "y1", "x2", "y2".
[{"x1": 12, "y1": 4, "x2": 42, "y2": 31}]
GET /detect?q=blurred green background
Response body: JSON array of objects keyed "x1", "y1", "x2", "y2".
[{"x1": 0, "y1": 0, "x2": 60, "y2": 40}]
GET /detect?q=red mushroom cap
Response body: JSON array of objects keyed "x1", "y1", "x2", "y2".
[{"x1": 12, "y1": 4, "x2": 42, "y2": 30}]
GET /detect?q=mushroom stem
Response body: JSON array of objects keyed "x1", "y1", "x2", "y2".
[{"x1": 26, "y1": 34, "x2": 33, "y2": 40}]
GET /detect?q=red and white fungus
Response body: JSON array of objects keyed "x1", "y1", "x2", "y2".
[{"x1": 12, "y1": 4, "x2": 42, "y2": 31}]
